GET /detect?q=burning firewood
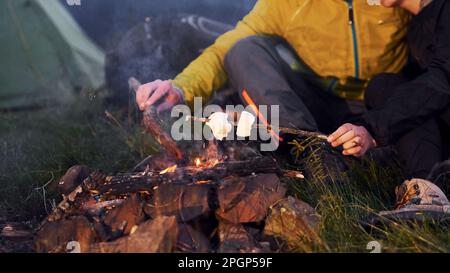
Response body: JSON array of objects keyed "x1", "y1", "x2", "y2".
[
  {"x1": 34, "y1": 78, "x2": 320, "y2": 254},
  {"x1": 95, "y1": 157, "x2": 281, "y2": 196}
]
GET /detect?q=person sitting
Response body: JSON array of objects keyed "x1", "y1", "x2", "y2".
[
  {"x1": 135, "y1": 0, "x2": 410, "y2": 140},
  {"x1": 329, "y1": 0, "x2": 450, "y2": 215}
]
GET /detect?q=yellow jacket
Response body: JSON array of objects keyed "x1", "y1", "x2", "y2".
[{"x1": 172, "y1": 0, "x2": 410, "y2": 107}]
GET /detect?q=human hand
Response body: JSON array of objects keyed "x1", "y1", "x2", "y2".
[
  {"x1": 327, "y1": 123, "x2": 377, "y2": 157},
  {"x1": 135, "y1": 80, "x2": 184, "y2": 113}
]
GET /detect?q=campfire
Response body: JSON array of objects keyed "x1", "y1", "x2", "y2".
[{"x1": 34, "y1": 81, "x2": 321, "y2": 253}]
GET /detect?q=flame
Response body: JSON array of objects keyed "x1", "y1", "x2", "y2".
[
  {"x1": 210, "y1": 159, "x2": 220, "y2": 166},
  {"x1": 159, "y1": 165, "x2": 177, "y2": 174},
  {"x1": 195, "y1": 158, "x2": 201, "y2": 167},
  {"x1": 241, "y1": 89, "x2": 283, "y2": 142}
]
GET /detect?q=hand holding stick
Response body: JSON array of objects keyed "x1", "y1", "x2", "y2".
[{"x1": 129, "y1": 77, "x2": 183, "y2": 160}]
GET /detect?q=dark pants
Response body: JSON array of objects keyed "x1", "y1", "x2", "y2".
[
  {"x1": 223, "y1": 36, "x2": 365, "y2": 135},
  {"x1": 222, "y1": 35, "x2": 449, "y2": 179},
  {"x1": 365, "y1": 73, "x2": 450, "y2": 179}
]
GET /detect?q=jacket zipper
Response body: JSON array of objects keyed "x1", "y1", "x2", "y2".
[{"x1": 346, "y1": 0, "x2": 360, "y2": 79}]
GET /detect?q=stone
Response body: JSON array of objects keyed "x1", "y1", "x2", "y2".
[
  {"x1": 144, "y1": 183, "x2": 211, "y2": 222},
  {"x1": 216, "y1": 174, "x2": 286, "y2": 224},
  {"x1": 216, "y1": 176, "x2": 246, "y2": 211},
  {"x1": 58, "y1": 165, "x2": 91, "y2": 195},
  {"x1": 176, "y1": 224, "x2": 210, "y2": 253},
  {"x1": 1, "y1": 222, "x2": 33, "y2": 241},
  {"x1": 104, "y1": 194, "x2": 146, "y2": 236},
  {"x1": 35, "y1": 216, "x2": 98, "y2": 253},
  {"x1": 217, "y1": 222, "x2": 260, "y2": 253},
  {"x1": 264, "y1": 196, "x2": 321, "y2": 249},
  {"x1": 89, "y1": 216, "x2": 178, "y2": 253}
]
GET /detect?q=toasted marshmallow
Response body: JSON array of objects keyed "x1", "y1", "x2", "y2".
[
  {"x1": 206, "y1": 112, "x2": 232, "y2": 140},
  {"x1": 236, "y1": 111, "x2": 256, "y2": 138}
]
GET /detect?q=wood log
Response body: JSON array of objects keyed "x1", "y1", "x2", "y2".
[
  {"x1": 41, "y1": 171, "x2": 107, "y2": 224},
  {"x1": 142, "y1": 107, "x2": 183, "y2": 160},
  {"x1": 96, "y1": 157, "x2": 281, "y2": 196}
]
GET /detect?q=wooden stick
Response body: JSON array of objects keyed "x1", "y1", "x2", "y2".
[
  {"x1": 129, "y1": 77, "x2": 183, "y2": 160},
  {"x1": 186, "y1": 115, "x2": 328, "y2": 140},
  {"x1": 264, "y1": 126, "x2": 328, "y2": 140}
]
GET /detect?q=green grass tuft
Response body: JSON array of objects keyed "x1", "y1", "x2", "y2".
[
  {"x1": 0, "y1": 96, "x2": 156, "y2": 221},
  {"x1": 283, "y1": 142, "x2": 450, "y2": 253}
]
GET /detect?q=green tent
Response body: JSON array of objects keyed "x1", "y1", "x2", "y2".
[{"x1": 0, "y1": 0, "x2": 105, "y2": 110}]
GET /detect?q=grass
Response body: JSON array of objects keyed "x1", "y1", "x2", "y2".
[
  {"x1": 0, "y1": 93, "x2": 448, "y2": 253},
  {"x1": 282, "y1": 140, "x2": 450, "y2": 253},
  {"x1": 0, "y1": 94, "x2": 157, "y2": 221}
]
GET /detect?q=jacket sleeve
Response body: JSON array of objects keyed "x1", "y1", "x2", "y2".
[
  {"x1": 360, "y1": 5, "x2": 450, "y2": 146},
  {"x1": 171, "y1": 0, "x2": 284, "y2": 108}
]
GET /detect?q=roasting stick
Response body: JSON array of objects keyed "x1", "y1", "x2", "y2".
[
  {"x1": 129, "y1": 77, "x2": 184, "y2": 160},
  {"x1": 186, "y1": 115, "x2": 328, "y2": 140}
]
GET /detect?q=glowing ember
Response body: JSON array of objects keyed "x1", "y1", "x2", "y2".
[
  {"x1": 195, "y1": 158, "x2": 201, "y2": 167},
  {"x1": 159, "y1": 165, "x2": 177, "y2": 174}
]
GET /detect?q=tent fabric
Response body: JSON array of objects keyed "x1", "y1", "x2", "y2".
[{"x1": 0, "y1": 0, "x2": 105, "y2": 110}]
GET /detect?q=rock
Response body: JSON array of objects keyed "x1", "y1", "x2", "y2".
[
  {"x1": 92, "y1": 222, "x2": 112, "y2": 242},
  {"x1": 1, "y1": 222, "x2": 33, "y2": 241},
  {"x1": 264, "y1": 197, "x2": 321, "y2": 249},
  {"x1": 35, "y1": 216, "x2": 98, "y2": 253},
  {"x1": 58, "y1": 165, "x2": 91, "y2": 195},
  {"x1": 144, "y1": 183, "x2": 211, "y2": 222},
  {"x1": 216, "y1": 176, "x2": 246, "y2": 211},
  {"x1": 218, "y1": 222, "x2": 261, "y2": 253},
  {"x1": 225, "y1": 143, "x2": 259, "y2": 161},
  {"x1": 177, "y1": 224, "x2": 210, "y2": 253},
  {"x1": 104, "y1": 194, "x2": 146, "y2": 236},
  {"x1": 216, "y1": 174, "x2": 286, "y2": 224},
  {"x1": 89, "y1": 216, "x2": 179, "y2": 253}
]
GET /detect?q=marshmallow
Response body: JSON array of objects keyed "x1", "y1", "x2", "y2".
[
  {"x1": 236, "y1": 111, "x2": 256, "y2": 138},
  {"x1": 206, "y1": 112, "x2": 232, "y2": 140}
]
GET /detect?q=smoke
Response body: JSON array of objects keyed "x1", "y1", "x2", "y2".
[
  {"x1": 62, "y1": 0, "x2": 257, "y2": 50},
  {"x1": 60, "y1": 0, "x2": 257, "y2": 104}
]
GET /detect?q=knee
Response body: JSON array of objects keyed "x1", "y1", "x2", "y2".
[{"x1": 224, "y1": 35, "x2": 270, "y2": 74}]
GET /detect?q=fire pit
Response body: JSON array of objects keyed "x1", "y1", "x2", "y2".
[{"x1": 35, "y1": 89, "x2": 321, "y2": 253}]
